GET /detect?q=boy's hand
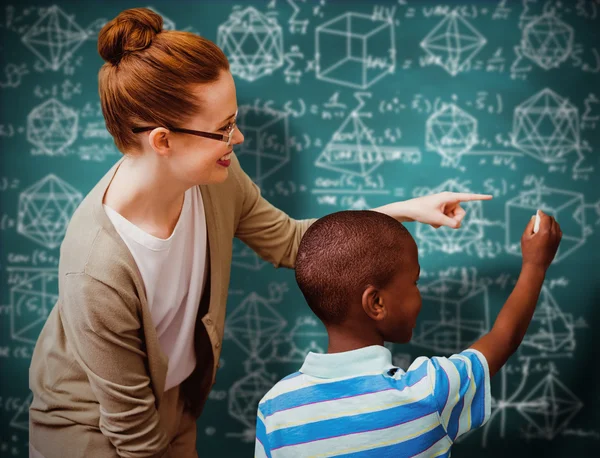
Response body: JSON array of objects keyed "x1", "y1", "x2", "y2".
[
  {"x1": 521, "y1": 210, "x2": 562, "y2": 271},
  {"x1": 470, "y1": 211, "x2": 562, "y2": 377}
]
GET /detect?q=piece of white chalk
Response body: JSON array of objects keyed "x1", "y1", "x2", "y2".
[{"x1": 533, "y1": 210, "x2": 541, "y2": 234}]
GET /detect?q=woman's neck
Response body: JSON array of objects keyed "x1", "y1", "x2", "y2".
[{"x1": 103, "y1": 155, "x2": 187, "y2": 239}]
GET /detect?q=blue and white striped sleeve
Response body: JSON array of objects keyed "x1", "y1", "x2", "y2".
[
  {"x1": 427, "y1": 349, "x2": 491, "y2": 441},
  {"x1": 255, "y1": 406, "x2": 271, "y2": 458}
]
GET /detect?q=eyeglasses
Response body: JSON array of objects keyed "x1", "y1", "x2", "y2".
[{"x1": 131, "y1": 111, "x2": 238, "y2": 146}]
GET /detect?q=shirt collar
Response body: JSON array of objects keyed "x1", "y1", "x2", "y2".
[{"x1": 299, "y1": 345, "x2": 393, "y2": 379}]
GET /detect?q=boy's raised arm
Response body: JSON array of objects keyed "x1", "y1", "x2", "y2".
[{"x1": 469, "y1": 211, "x2": 562, "y2": 377}]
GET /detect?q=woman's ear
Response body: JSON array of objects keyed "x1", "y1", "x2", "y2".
[
  {"x1": 361, "y1": 285, "x2": 387, "y2": 321},
  {"x1": 148, "y1": 127, "x2": 172, "y2": 157}
]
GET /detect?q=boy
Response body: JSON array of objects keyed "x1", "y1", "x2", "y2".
[{"x1": 254, "y1": 210, "x2": 561, "y2": 457}]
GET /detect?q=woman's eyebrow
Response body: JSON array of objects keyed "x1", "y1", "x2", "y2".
[{"x1": 218, "y1": 111, "x2": 237, "y2": 125}]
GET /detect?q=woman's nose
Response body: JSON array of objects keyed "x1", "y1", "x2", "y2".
[{"x1": 232, "y1": 127, "x2": 244, "y2": 145}]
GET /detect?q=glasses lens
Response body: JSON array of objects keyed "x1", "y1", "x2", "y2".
[{"x1": 227, "y1": 124, "x2": 237, "y2": 146}]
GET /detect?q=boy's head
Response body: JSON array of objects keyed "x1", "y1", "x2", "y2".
[{"x1": 295, "y1": 210, "x2": 421, "y2": 344}]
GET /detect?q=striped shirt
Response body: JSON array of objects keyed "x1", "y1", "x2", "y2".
[{"x1": 255, "y1": 345, "x2": 491, "y2": 457}]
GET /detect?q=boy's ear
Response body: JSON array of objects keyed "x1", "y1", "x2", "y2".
[{"x1": 361, "y1": 285, "x2": 387, "y2": 321}]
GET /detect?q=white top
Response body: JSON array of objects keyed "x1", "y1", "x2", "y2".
[{"x1": 103, "y1": 186, "x2": 208, "y2": 391}]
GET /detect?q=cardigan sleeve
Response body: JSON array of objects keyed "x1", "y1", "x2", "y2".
[
  {"x1": 230, "y1": 152, "x2": 317, "y2": 269},
  {"x1": 59, "y1": 272, "x2": 172, "y2": 458}
]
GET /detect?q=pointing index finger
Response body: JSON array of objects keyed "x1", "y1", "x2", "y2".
[{"x1": 448, "y1": 192, "x2": 494, "y2": 202}]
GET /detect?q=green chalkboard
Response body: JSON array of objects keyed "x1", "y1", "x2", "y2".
[{"x1": 1, "y1": 0, "x2": 599, "y2": 456}]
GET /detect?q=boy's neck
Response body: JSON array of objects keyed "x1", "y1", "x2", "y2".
[{"x1": 326, "y1": 324, "x2": 384, "y2": 354}]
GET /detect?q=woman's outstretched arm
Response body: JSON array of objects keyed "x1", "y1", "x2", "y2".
[{"x1": 373, "y1": 191, "x2": 493, "y2": 228}]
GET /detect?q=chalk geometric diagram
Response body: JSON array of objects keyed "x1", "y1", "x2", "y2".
[
  {"x1": 517, "y1": 373, "x2": 583, "y2": 440},
  {"x1": 315, "y1": 12, "x2": 395, "y2": 89},
  {"x1": 217, "y1": 7, "x2": 284, "y2": 82},
  {"x1": 10, "y1": 393, "x2": 33, "y2": 431},
  {"x1": 270, "y1": 316, "x2": 328, "y2": 363},
  {"x1": 519, "y1": 286, "x2": 575, "y2": 359},
  {"x1": 512, "y1": 88, "x2": 580, "y2": 163},
  {"x1": 21, "y1": 5, "x2": 88, "y2": 71},
  {"x1": 236, "y1": 105, "x2": 290, "y2": 182},
  {"x1": 521, "y1": 14, "x2": 574, "y2": 70},
  {"x1": 425, "y1": 103, "x2": 478, "y2": 166},
  {"x1": 11, "y1": 269, "x2": 58, "y2": 345},
  {"x1": 416, "y1": 179, "x2": 485, "y2": 254},
  {"x1": 505, "y1": 186, "x2": 585, "y2": 263},
  {"x1": 316, "y1": 110, "x2": 383, "y2": 177},
  {"x1": 481, "y1": 362, "x2": 583, "y2": 446},
  {"x1": 224, "y1": 292, "x2": 287, "y2": 358},
  {"x1": 27, "y1": 98, "x2": 79, "y2": 156},
  {"x1": 228, "y1": 371, "x2": 274, "y2": 429},
  {"x1": 232, "y1": 238, "x2": 266, "y2": 271},
  {"x1": 17, "y1": 174, "x2": 82, "y2": 249},
  {"x1": 412, "y1": 278, "x2": 490, "y2": 355},
  {"x1": 420, "y1": 12, "x2": 487, "y2": 76}
]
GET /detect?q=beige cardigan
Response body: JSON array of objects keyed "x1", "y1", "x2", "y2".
[{"x1": 29, "y1": 153, "x2": 316, "y2": 457}]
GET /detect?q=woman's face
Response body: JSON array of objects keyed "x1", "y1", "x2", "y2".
[{"x1": 147, "y1": 70, "x2": 244, "y2": 187}]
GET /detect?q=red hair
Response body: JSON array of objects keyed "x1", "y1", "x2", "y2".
[{"x1": 97, "y1": 8, "x2": 230, "y2": 153}]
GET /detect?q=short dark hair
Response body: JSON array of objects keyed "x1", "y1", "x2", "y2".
[{"x1": 295, "y1": 210, "x2": 414, "y2": 325}]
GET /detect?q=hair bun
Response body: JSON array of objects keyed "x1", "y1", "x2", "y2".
[{"x1": 98, "y1": 8, "x2": 163, "y2": 65}]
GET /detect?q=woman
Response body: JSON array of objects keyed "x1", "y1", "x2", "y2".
[{"x1": 28, "y1": 8, "x2": 491, "y2": 458}]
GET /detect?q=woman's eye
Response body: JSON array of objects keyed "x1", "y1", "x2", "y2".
[{"x1": 220, "y1": 121, "x2": 235, "y2": 132}]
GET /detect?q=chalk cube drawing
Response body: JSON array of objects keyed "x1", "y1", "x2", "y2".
[
  {"x1": 420, "y1": 12, "x2": 486, "y2": 76},
  {"x1": 519, "y1": 286, "x2": 575, "y2": 359},
  {"x1": 426, "y1": 103, "x2": 478, "y2": 165},
  {"x1": 412, "y1": 279, "x2": 489, "y2": 354},
  {"x1": 17, "y1": 174, "x2": 82, "y2": 249},
  {"x1": 316, "y1": 12, "x2": 395, "y2": 89},
  {"x1": 521, "y1": 14, "x2": 574, "y2": 70},
  {"x1": 236, "y1": 105, "x2": 290, "y2": 182},
  {"x1": 416, "y1": 180, "x2": 484, "y2": 253},
  {"x1": 505, "y1": 187, "x2": 585, "y2": 263},
  {"x1": 217, "y1": 7, "x2": 284, "y2": 81},
  {"x1": 512, "y1": 88, "x2": 580, "y2": 163},
  {"x1": 316, "y1": 111, "x2": 384, "y2": 177},
  {"x1": 21, "y1": 5, "x2": 88, "y2": 71},
  {"x1": 27, "y1": 98, "x2": 79, "y2": 156},
  {"x1": 11, "y1": 271, "x2": 58, "y2": 345}
]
